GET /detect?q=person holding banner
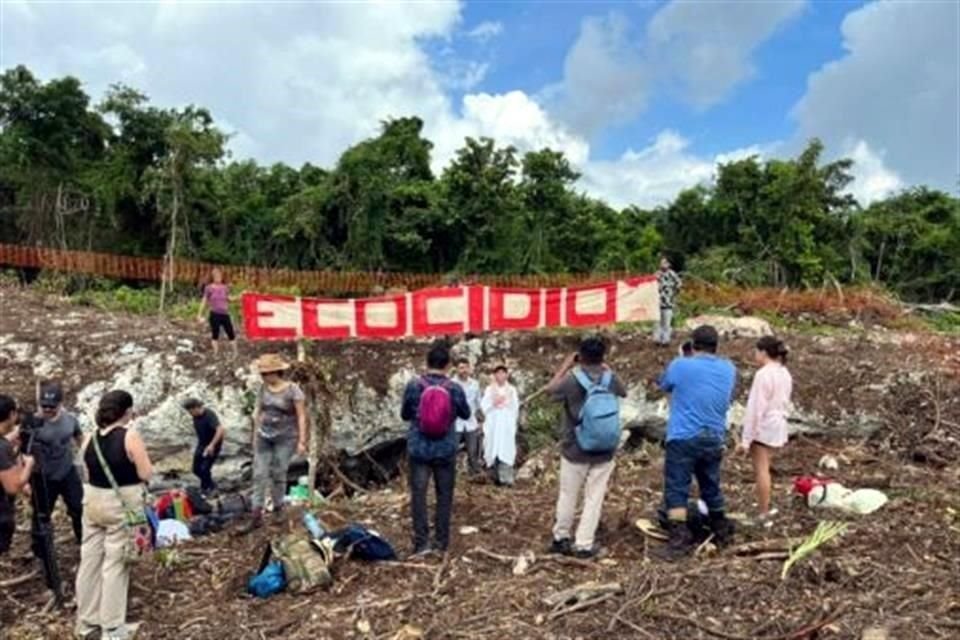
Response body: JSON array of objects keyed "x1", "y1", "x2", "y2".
[
  {"x1": 480, "y1": 366, "x2": 519, "y2": 487},
  {"x1": 655, "y1": 258, "x2": 682, "y2": 346}
]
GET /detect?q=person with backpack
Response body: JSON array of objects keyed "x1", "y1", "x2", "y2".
[
  {"x1": 656, "y1": 325, "x2": 737, "y2": 561},
  {"x1": 545, "y1": 336, "x2": 626, "y2": 559},
  {"x1": 400, "y1": 341, "x2": 471, "y2": 557},
  {"x1": 480, "y1": 365, "x2": 519, "y2": 487}
]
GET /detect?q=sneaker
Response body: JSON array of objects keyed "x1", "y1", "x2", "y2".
[
  {"x1": 410, "y1": 546, "x2": 434, "y2": 559},
  {"x1": 74, "y1": 624, "x2": 99, "y2": 640},
  {"x1": 548, "y1": 538, "x2": 572, "y2": 555},
  {"x1": 572, "y1": 546, "x2": 598, "y2": 560},
  {"x1": 757, "y1": 509, "x2": 779, "y2": 529},
  {"x1": 102, "y1": 622, "x2": 141, "y2": 640},
  {"x1": 708, "y1": 512, "x2": 736, "y2": 546},
  {"x1": 235, "y1": 511, "x2": 263, "y2": 536}
]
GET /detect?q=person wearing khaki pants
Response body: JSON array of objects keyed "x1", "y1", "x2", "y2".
[
  {"x1": 76, "y1": 485, "x2": 144, "y2": 635},
  {"x1": 553, "y1": 458, "x2": 615, "y2": 550},
  {"x1": 75, "y1": 391, "x2": 153, "y2": 640},
  {"x1": 545, "y1": 337, "x2": 627, "y2": 559}
]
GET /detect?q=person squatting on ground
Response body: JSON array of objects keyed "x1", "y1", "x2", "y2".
[
  {"x1": 481, "y1": 365, "x2": 519, "y2": 487},
  {"x1": 654, "y1": 257, "x2": 682, "y2": 346},
  {"x1": 75, "y1": 390, "x2": 153, "y2": 640},
  {"x1": 657, "y1": 325, "x2": 737, "y2": 560},
  {"x1": 546, "y1": 336, "x2": 627, "y2": 559},
  {"x1": 401, "y1": 341, "x2": 471, "y2": 556},
  {"x1": 181, "y1": 398, "x2": 226, "y2": 496},
  {"x1": 452, "y1": 358, "x2": 483, "y2": 477},
  {"x1": 30, "y1": 382, "x2": 85, "y2": 557},
  {"x1": 739, "y1": 336, "x2": 793, "y2": 524},
  {"x1": 196, "y1": 267, "x2": 238, "y2": 357},
  {"x1": 246, "y1": 353, "x2": 308, "y2": 531},
  {"x1": 0, "y1": 394, "x2": 36, "y2": 555}
]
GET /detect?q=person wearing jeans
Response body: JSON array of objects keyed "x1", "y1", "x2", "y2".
[
  {"x1": 656, "y1": 325, "x2": 737, "y2": 560},
  {"x1": 655, "y1": 258, "x2": 682, "y2": 346},
  {"x1": 243, "y1": 354, "x2": 308, "y2": 532},
  {"x1": 546, "y1": 336, "x2": 627, "y2": 559},
  {"x1": 401, "y1": 342, "x2": 470, "y2": 556}
]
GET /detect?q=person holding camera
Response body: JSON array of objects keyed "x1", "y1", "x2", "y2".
[
  {"x1": 0, "y1": 394, "x2": 36, "y2": 554},
  {"x1": 31, "y1": 382, "x2": 85, "y2": 552}
]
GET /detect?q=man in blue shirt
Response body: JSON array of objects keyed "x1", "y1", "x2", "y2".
[
  {"x1": 400, "y1": 341, "x2": 471, "y2": 557},
  {"x1": 657, "y1": 325, "x2": 737, "y2": 560}
]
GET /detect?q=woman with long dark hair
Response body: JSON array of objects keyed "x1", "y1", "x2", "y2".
[
  {"x1": 739, "y1": 337, "x2": 793, "y2": 525},
  {"x1": 75, "y1": 390, "x2": 153, "y2": 640}
]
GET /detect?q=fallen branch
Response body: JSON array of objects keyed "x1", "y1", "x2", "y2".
[
  {"x1": 326, "y1": 457, "x2": 368, "y2": 495},
  {"x1": 178, "y1": 617, "x2": 207, "y2": 632},
  {"x1": 0, "y1": 570, "x2": 38, "y2": 589},
  {"x1": 325, "y1": 595, "x2": 415, "y2": 615},
  {"x1": 547, "y1": 592, "x2": 619, "y2": 621},
  {"x1": 543, "y1": 581, "x2": 623, "y2": 608},
  {"x1": 653, "y1": 603, "x2": 849, "y2": 640}
]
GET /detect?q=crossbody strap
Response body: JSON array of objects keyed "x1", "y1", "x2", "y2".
[{"x1": 91, "y1": 429, "x2": 134, "y2": 511}]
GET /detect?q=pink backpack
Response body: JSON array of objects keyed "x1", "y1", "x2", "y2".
[{"x1": 417, "y1": 377, "x2": 454, "y2": 439}]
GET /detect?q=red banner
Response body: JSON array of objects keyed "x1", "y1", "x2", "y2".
[{"x1": 242, "y1": 277, "x2": 659, "y2": 341}]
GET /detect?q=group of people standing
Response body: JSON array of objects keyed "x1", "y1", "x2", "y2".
[
  {"x1": 0, "y1": 264, "x2": 796, "y2": 639},
  {"x1": 400, "y1": 325, "x2": 793, "y2": 562}
]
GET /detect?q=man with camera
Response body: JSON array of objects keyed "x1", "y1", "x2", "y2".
[
  {"x1": 0, "y1": 394, "x2": 36, "y2": 554},
  {"x1": 30, "y1": 382, "x2": 85, "y2": 552}
]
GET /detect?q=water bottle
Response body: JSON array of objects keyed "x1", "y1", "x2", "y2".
[{"x1": 303, "y1": 512, "x2": 325, "y2": 539}]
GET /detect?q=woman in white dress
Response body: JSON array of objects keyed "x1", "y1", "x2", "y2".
[{"x1": 481, "y1": 366, "x2": 519, "y2": 487}]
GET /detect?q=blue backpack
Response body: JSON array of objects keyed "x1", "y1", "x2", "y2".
[{"x1": 572, "y1": 368, "x2": 621, "y2": 453}]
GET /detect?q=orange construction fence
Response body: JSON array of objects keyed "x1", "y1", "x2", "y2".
[{"x1": 0, "y1": 243, "x2": 634, "y2": 294}]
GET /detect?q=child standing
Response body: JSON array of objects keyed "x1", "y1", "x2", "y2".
[
  {"x1": 181, "y1": 399, "x2": 226, "y2": 496},
  {"x1": 480, "y1": 366, "x2": 519, "y2": 487},
  {"x1": 739, "y1": 336, "x2": 792, "y2": 524}
]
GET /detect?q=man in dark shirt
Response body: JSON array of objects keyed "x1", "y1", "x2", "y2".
[
  {"x1": 400, "y1": 341, "x2": 470, "y2": 556},
  {"x1": 545, "y1": 336, "x2": 627, "y2": 559},
  {"x1": 182, "y1": 399, "x2": 226, "y2": 496},
  {"x1": 31, "y1": 383, "x2": 84, "y2": 551},
  {"x1": 1, "y1": 394, "x2": 36, "y2": 554}
]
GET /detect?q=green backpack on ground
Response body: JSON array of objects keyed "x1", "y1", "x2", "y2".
[{"x1": 271, "y1": 534, "x2": 334, "y2": 593}]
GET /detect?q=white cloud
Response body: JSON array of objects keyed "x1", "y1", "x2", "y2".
[
  {"x1": 792, "y1": 0, "x2": 959, "y2": 192},
  {"x1": 554, "y1": 1, "x2": 805, "y2": 134},
  {"x1": 647, "y1": 0, "x2": 805, "y2": 108},
  {"x1": 465, "y1": 20, "x2": 503, "y2": 41},
  {"x1": 556, "y1": 12, "x2": 648, "y2": 135},
  {"x1": 580, "y1": 131, "x2": 768, "y2": 209},
  {"x1": 844, "y1": 139, "x2": 903, "y2": 205}
]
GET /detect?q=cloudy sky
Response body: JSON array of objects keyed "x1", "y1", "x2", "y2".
[{"x1": 2, "y1": 0, "x2": 958, "y2": 208}]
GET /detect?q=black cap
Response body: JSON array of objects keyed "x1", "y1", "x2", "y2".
[
  {"x1": 39, "y1": 383, "x2": 63, "y2": 408},
  {"x1": 691, "y1": 325, "x2": 720, "y2": 350}
]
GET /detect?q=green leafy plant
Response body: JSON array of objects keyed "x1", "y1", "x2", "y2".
[{"x1": 781, "y1": 521, "x2": 849, "y2": 580}]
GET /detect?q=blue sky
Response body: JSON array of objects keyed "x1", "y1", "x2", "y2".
[{"x1": 3, "y1": 0, "x2": 958, "y2": 207}]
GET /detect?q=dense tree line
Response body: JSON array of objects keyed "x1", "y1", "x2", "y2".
[{"x1": 1, "y1": 66, "x2": 957, "y2": 301}]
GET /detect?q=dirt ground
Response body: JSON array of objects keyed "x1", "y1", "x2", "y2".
[{"x1": 1, "y1": 286, "x2": 959, "y2": 639}]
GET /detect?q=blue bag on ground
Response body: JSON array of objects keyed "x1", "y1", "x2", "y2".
[
  {"x1": 247, "y1": 561, "x2": 286, "y2": 598},
  {"x1": 330, "y1": 524, "x2": 397, "y2": 561}
]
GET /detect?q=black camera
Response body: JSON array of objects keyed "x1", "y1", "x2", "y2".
[{"x1": 16, "y1": 409, "x2": 43, "y2": 454}]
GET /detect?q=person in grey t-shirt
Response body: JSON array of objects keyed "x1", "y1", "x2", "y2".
[{"x1": 31, "y1": 382, "x2": 84, "y2": 548}]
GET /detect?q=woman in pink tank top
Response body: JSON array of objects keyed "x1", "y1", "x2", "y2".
[{"x1": 196, "y1": 268, "x2": 238, "y2": 356}]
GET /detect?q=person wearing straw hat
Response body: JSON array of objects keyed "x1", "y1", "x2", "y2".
[{"x1": 243, "y1": 353, "x2": 307, "y2": 532}]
